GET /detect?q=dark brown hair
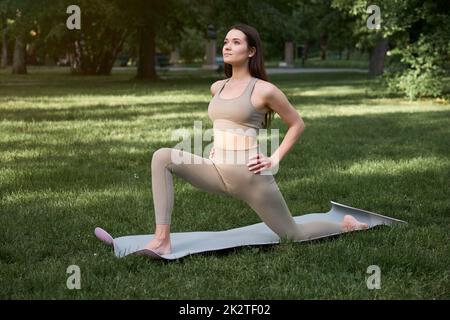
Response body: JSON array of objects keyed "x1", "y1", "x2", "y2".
[{"x1": 223, "y1": 23, "x2": 274, "y2": 129}]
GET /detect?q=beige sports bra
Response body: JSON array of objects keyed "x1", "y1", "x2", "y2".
[{"x1": 208, "y1": 77, "x2": 270, "y2": 150}]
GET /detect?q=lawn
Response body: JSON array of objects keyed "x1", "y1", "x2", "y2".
[{"x1": 0, "y1": 66, "x2": 449, "y2": 299}]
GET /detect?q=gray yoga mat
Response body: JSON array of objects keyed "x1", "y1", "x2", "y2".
[{"x1": 95, "y1": 201, "x2": 407, "y2": 260}]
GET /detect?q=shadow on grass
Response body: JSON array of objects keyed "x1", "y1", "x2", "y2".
[
  {"x1": 2, "y1": 109, "x2": 449, "y2": 194},
  {"x1": 0, "y1": 71, "x2": 374, "y2": 99},
  {"x1": 0, "y1": 101, "x2": 207, "y2": 122}
]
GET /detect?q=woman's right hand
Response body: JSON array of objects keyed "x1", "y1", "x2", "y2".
[{"x1": 209, "y1": 147, "x2": 215, "y2": 160}]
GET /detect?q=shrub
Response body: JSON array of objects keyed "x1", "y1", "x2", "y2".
[{"x1": 385, "y1": 35, "x2": 447, "y2": 100}]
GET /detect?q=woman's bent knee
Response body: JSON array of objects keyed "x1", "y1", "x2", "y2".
[{"x1": 151, "y1": 147, "x2": 174, "y2": 169}]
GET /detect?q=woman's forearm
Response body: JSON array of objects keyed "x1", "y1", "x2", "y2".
[{"x1": 270, "y1": 123, "x2": 305, "y2": 166}]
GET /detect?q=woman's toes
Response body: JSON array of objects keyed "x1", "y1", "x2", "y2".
[
  {"x1": 342, "y1": 215, "x2": 368, "y2": 232},
  {"x1": 359, "y1": 222, "x2": 369, "y2": 230}
]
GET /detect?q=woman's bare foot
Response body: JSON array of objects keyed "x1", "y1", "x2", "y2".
[
  {"x1": 142, "y1": 224, "x2": 172, "y2": 255},
  {"x1": 144, "y1": 237, "x2": 172, "y2": 255},
  {"x1": 341, "y1": 215, "x2": 369, "y2": 232}
]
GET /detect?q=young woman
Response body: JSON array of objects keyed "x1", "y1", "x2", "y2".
[{"x1": 144, "y1": 23, "x2": 367, "y2": 255}]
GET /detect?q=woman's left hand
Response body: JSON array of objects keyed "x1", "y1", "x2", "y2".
[{"x1": 247, "y1": 153, "x2": 275, "y2": 174}]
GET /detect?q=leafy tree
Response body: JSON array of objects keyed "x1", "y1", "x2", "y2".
[
  {"x1": 198, "y1": 0, "x2": 301, "y2": 62},
  {"x1": 58, "y1": 0, "x2": 131, "y2": 75},
  {"x1": 332, "y1": 0, "x2": 450, "y2": 99},
  {"x1": 125, "y1": 0, "x2": 202, "y2": 80},
  {"x1": 1, "y1": 0, "x2": 39, "y2": 74},
  {"x1": 0, "y1": 0, "x2": 12, "y2": 67},
  {"x1": 1, "y1": 0, "x2": 131, "y2": 75},
  {"x1": 177, "y1": 27, "x2": 205, "y2": 64}
]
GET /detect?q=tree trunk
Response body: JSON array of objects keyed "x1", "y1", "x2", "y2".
[
  {"x1": 70, "y1": 40, "x2": 83, "y2": 74},
  {"x1": 284, "y1": 41, "x2": 294, "y2": 67},
  {"x1": 136, "y1": 23, "x2": 158, "y2": 80},
  {"x1": 346, "y1": 47, "x2": 351, "y2": 60},
  {"x1": 169, "y1": 45, "x2": 180, "y2": 66},
  {"x1": 1, "y1": 26, "x2": 7, "y2": 68},
  {"x1": 369, "y1": 37, "x2": 389, "y2": 77},
  {"x1": 27, "y1": 42, "x2": 38, "y2": 65},
  {"x1": 97, "y1": 32, "x2": 126, "y2": 75},
  {"x1": 69, "y1": 31, "x2": 126, "y2": 75},
  {"x1": 12, "y1": 35, "x2": 27, "y2": 74},
  {"x1": 319, "y1": 34, "x2": 328, "y2": 60},
  {"x1": 301, "y1": 41, "x2": 310, "y2": 67}
]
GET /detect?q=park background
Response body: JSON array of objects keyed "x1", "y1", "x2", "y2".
[{"x1": 0, "y1": 0, "x2": 449, "y2": 299}]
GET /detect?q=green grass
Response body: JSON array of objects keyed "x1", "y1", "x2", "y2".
[{"x1": 0, "y1": 66, "x2": 449, "y2": 299}]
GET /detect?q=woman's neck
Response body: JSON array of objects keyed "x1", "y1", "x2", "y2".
[{"x1": 230, "y1": 66, "x2": 252, "y2": 81}]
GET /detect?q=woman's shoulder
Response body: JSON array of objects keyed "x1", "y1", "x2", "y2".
[
  {"x1": 254, "y1": 78, "x2": 278, "y2": 99},
  {"x1": 210, "y1": 78, "x2": 228, "y2": 97},
  {"x1": 254, "y1": 78, "x2": 276, "y2": 89}
]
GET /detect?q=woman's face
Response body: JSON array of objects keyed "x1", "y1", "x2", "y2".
[{"x1": 222, "y1": 29, "x2": 255, "y2": 66}]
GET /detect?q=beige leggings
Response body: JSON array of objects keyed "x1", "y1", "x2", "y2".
[{"x1": 151, "y1": 147, "x2": 342, "y2": 241}]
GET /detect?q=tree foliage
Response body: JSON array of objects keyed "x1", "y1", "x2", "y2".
[{"x1": 332, "y1": 0, "x2": 450, "y2": 99}]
